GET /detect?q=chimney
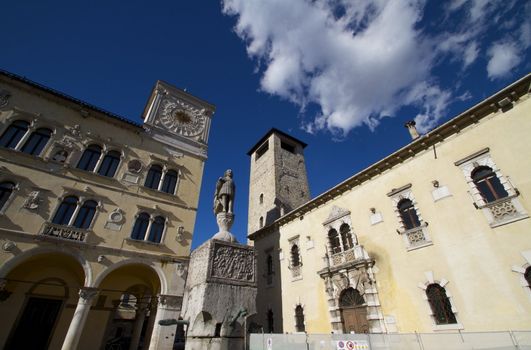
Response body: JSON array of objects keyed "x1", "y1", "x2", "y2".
[{"x1": 404, "y1": 120, "x2": 420, "y2": 140}]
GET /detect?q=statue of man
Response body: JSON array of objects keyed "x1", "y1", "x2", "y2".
[{"x1": 214, "y1": 169, "x2": 235, "y2": 215}]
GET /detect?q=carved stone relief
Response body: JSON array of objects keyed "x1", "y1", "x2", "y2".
[
  {"x1": 210, "y1": 244, "x2": 255, "y2": 282},
  {"x1": 22, "y1": 191, "x2": 41, "y2": 210}
]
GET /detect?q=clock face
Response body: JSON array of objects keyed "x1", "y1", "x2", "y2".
[{"x1": 159, "y1": 98, "x2": 206, "y2": 137}]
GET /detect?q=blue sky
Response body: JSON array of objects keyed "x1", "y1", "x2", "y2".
[{"x1": 2, "y1": 0, "x2": 530, "y2": 247}]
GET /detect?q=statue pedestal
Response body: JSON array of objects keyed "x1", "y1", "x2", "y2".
[
  {"x1": 182, "y1": 238, "x2": 257, "y2": 350},
  {"x1": 212, "y1": 213, "x2": 237, "y2": 243}
]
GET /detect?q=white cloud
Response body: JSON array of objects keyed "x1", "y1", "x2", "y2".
[
  {"x1": 222, "y1": 0, "x2": 452, "y2": 136},
  {"x1": 486, "y1": 42, "x2": 521, "y2": 79},
  {"x1": 222, "y1": 0, "x2": 527, "y2": 137}
]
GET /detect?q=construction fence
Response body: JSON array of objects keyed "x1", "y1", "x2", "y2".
[{"x1": 249, "y1": 331, "x2": 531, "y2": 350}]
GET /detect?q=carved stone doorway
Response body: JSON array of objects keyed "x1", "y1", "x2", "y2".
[{"x1": 339, "y1": 288, "x2": 369, "y2": 334}]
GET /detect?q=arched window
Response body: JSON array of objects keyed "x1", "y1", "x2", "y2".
[
  {"x1": 77, "y1": 144, "x2": 102, "y2": 172},
  {"x1": 295, "y1": 305, "x2": 305, "y2": 332},
  {"x1": 131, "y1": 212, "x2": 150, "y2": 240},
  {"x1": 259, "y1": 193, "x2": 264, "y2": 204},
  {"x1": 340, "y1": 224, "x2": 353, "y2": 250},
  {"x1": 267, "y1": 309, "x2": 274, "y2": 333},
  {"x1": 525, "y1": 266, "x2": 531, "y2": 290},
  {"x1": 161, "y1": 170, "x2": 178, "y2": 194},
  {"x1": 145, "y1": 165, "x2": 163, "y2": 189},
  {"x1": 259, "y1": 216, "x2": 264, "y2": 228},
  {"x1": 73, "y1": 200, "x2": 97, "y2": 229},
  {"x1": 20, "y1": 128, "x2": 52, "y2": 156},
  {"x1": 398, "y1": 198, "x2": 421, "y2": 229},
  {"x1": 52, "y1": 196, "x2": 78, "y2": 225},
  {"x1": 328, "y1": 229, "x2": 341, "y2": 254},
  {"x1": 267, "y1": 254, "x2": 274, "y2": 275},
  {"x1": 471, "y1": 166, "x2": 508, "y2": 203},
  {"x1": 0, "y1": 182, "x2": 15, "y2": 211},
  {"x1": 98, "y1": 150, "x2": 121, "y2": 177},
  {"x1": 426, "y1": 284, "x2": 457, "y2": 325},
  {"x1": 0, "y1": 120, "x2": 30, "y2": 149},
  {"x1": 148, "y1": 216, "x2": 165, "y2": 243},
  {"x1": 339, "y1": 288, "x2": 365, "y2": 307},
  {"x1": 291, "y1": 244, "x2": 301, "y2": 267}
]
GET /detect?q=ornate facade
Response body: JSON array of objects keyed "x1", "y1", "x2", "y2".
[
  {"x1": 249, "y1": 73, "x2": 531, "y2": 334},
  {"x1": 0, "y1": 70, "x2": 214, "y2": 350}
]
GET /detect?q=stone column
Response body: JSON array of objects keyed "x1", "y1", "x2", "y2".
[
  {"x1": 129, "y1": 305, "x2": 148, "y2": 350},
  {"x1": 148, "y1": 294, "x2": 182, "y2": 350},
  {"x1": 61, "y1": 287, "x2": 99, "y2": 350}
]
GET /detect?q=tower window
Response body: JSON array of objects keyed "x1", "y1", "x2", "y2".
[
  {"x1": 281, "y1": 141, "x2": 295, "y2": 154},
  {"x1": 255, "y1": 142, "x2": 269, "y2": 160},
  {"x1": 259, "y1": 193, "x2": 264, "y2": 204},
  {"x1": 259, "y1": 216, "x2": 264, "y2": 228}
]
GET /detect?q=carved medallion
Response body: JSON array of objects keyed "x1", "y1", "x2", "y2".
[{"x1": 159, "y1": 98, "x2": 206, "y2": 137}]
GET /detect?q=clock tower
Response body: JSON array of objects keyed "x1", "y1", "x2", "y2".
[{"x1": 142, "y1": 80, "x2": 215, "y2": 159}]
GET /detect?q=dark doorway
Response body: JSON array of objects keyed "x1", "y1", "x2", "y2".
[{"x1": 6, "y1": 297, "x2": 63, "y2": 349}]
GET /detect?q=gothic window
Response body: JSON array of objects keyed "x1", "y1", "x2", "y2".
[
  {"x1": 131, "y1": 212, "x2": 150, "y2": 240},
  {"x1": 52, "y1": 196, "x2": 78, "y2": 225},
  {"x1": 21, "y1": 128, "x2": 52, "y2": 156},
  {"x1": 328, "y1": 229, "x2": 341, "y2": 254},
  {"x1": 525, "y1": 267, "x2": 531, "y2": 290},
  {"x1": 97, "y1": 150, "x2": 121, "y2": 177},
  {"x1": 267, "y1": 309, "x2": 274, "y2": 333},
  {"x1": 131, "y1": 213, "x2": 166, "y2": 243},
  {"x1": 259, "y1": 216, "x2": 264, "y2": 228},
  {"x1": 340, "y1": 224, "x2": 353, "y2": 250},
  {"x1": 148, "y1": 216, "x2": 165, "y2": 243},
  {"x1": 0, "y1": 120, "x2": 29, "y2": 149},
  {"x1": 161, "y1": 170, "x2": 179, "y2": 194},
  {"x1": 398, "y1": 198, "x2": 421, "y2": 230},
  {"x1": 471, "y1": 166, "x2": 508, "y2": 203},
  {"x1": 259, "y1": 193, "x2": 264, "y2": 204},
  {"x1": 339, "y1": 288, "x2": 365, "y2": 307},
  {"x1": 426, "y1": 284, "x2": 457, "y2": 325},
  {"x1": 52, "y1": 196, "x2": 98, "y2": 229},
  {"x1": 77, "y1": 144, "x2": 102, "y2": 172},
  {"x1": 291, "y1": 244, "x2": 301, "y2": 267},
  {"x1": 72, "y1": 200, "x2": 97, "y2": 229},
  {"x1": 0, "y1": 181, "x2": 15, "y2": 211},
  {"x1": 145, "y1": 165, "x2": 179, "y2": 194},
  {"x1": 295, "y1": 305, "x2": 305, "y2": 332},
  {"x1": 255, "y1": 142, "x2": 269, "y2": 160}
]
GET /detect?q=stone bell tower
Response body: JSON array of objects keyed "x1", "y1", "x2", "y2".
[{"x1": 247, "y1": 129, "x2": 310, "y2": 235}]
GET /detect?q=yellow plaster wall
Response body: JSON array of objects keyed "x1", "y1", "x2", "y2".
[{"x1": 270, "y1": 94, "x2": 531, "y2": 333}]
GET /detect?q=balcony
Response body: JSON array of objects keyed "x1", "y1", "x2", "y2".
[
  {"x1": 40, "y1": 222, "x2": 89, "y2": 242},
  {"x1": 329, "y1": 245, "x2": 367, "y2": 267},
  {"x1": 400, "y1": 225, "x2": 432, "y2": 251},
  {"x1": 479, "y1": 194, "x2": 528, "y2": 227}
]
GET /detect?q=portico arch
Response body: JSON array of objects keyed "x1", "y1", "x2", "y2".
[{"x1": 0, "y1": 245, "x2": 92, "y2": 286}]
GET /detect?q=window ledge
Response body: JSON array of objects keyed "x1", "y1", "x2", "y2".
[
  {"x1": 140, "y1": 185, "x2": 178, "y2": 199},
  {"x1": 432, "y1": 323, "x2": 464, "y2": 331},
  {"x1": 490, "y1": 213, "x2": 529, "y2": 228},
  {"x1": 125, "y1": 237, "x2": 164, "y2": 247},
  {"x1": 70, "y1": 167, "x2": 120, "y2": 182},
  {"x1": 406, "y1": 241, "x2": 433, "y2": 251}
]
